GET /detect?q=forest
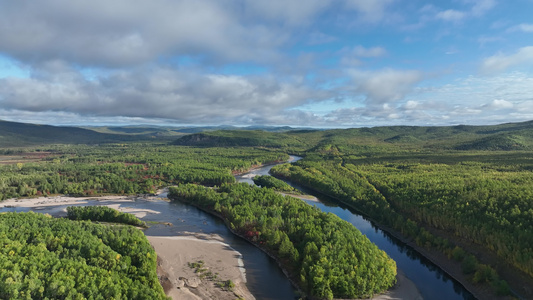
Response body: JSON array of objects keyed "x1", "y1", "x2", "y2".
[
  {"x1": 252, "y1": 175, "x2": 297, "y2": 192},
  {"x1": 66, "y1": 206, "x2": 147, "y2": 227},
  {"x1": 168, "y1": 183, "x2": 397, "y2": 299},
  {"x1": 2, "y1": 119, "x2": 533, "y2": 298},
  {"x1": 0, "y1": 212, "x2": 167, "y2": 299},
  {"x1": 0, "y1": 143, "x2": 289, "y2": 200}
]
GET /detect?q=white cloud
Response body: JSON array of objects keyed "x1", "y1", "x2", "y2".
[
  {"x1": 0, "y1": 0, "x2": 290, "y2": 67},
  {"x1": 404, "y1": 100, "x2": 419, "y2": 110},
  {"x1": 482, "y1": 99, "x2": 514, "y2": 109},
  {"x1": 344, "y1": 0, "x2": 395, "y2": 23},
  {"x1": 0, "y1": 65, "x2": 327, "y2": 124},
  {"x1": 340, "y1": 46, "x2": 387, "y2": 66},
  {"x1": 436, "y1": 9, "x2": 467, "y2": 22},
  {"x1": 242, "y1": 0, "x2": 328, "y2": 26},
  {"x1": 480, "y1": 46, "x2": 533, "y2": 74},
  {"x1": 349, "y1": 69, "x2": 424, "y2": 104},
  {"x1": 468, "y1": 0, "x2": 497, "y2": 16},
  {"x1": 508, "y1": 23, "x2": 533, "y2": 33},
  {"x1": 317, "y1": 72, "x2": 533, "y2": 127},
  {"x1": 433, "y1": 1, "x2": 495, "y2": 24}
]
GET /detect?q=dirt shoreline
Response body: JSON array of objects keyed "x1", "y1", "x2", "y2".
[
  {"x1": 0, "y1": 194, "x2": 256, "y2": 300},
  {"x1": 169, "y1": 194, "x2": 422, "y2": 300},
  {"x1": 147, "y1": 235, "x2": 255, "y2": 300},
  {"x1": 3, "y1": 192, "x2": 423, "y2": 300}
]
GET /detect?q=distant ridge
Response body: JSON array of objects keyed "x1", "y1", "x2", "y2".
[
  {"x1": 4, "y1": 118, "x2": 533, "y2": 150},
  {"x1": 173, "y1": 120, "x2": 533, "y2": 151},
  {"x1": 0, "y1": 120, "x2": 143, "y2": 147},
  {"x1": 173, "y1": 130, "x2": 308, "y2": 148}
]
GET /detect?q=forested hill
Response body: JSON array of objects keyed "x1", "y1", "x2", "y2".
[
  {"x1": 0, "y1": 120, "x2": 150, "y2": 147},
  {"x1": 174, "y1": 120, "x2": 533, "y2": 151},
  {"x1": 4, "y1": 118, "x2": 533, "y2": 150},
  {"x1": 172, "y1": 130, "x2": 314, "y2": 149}
]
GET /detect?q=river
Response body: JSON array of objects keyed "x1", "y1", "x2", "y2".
[
  {"x1": 0, "y1": 194, "x2": 298, "y2": 299},
  {"x1": 1, "y1": 155, "x2": 476, "y2": 300},
  {"x1": 236, "y1": 155, "x2": 476, "y2": 300}
]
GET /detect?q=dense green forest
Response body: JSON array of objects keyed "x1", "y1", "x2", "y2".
[
  {"x1": 271, "y1": 157, "x2": 517, "y2": 294},
  {"x1": 252, "y1": 175, "x2": 296, "y2": 192},
  {"x1": 3, "y1": 119, "x2": 533, "y2": 298},
  {"x1": 0, "y1": 120, "x2": 153, "y2": 147},
  {"x1": 0, "y1": 212, "x2": 167, "y2": 299},
  {"x1": 168, "y1": 183, "x2": 396, "y2": 299},
  {"x1": 67, "y1": 206, "x2": 147, "y2": 227},
  {"x1": 0, "y1": 143, "x2": 288, "y2": 200}
]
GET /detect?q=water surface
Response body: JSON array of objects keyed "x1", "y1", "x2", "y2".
[{"x1": 238, "y1": 156, "x2": 476, "y2": 300}]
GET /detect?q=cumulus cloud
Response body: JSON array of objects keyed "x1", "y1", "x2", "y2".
[
  {"x1": 344, "y1": 0, "x2": 395, "y2": 23},
  {"x1": 0, "y1": 0, "x2": 400, "y2": 68},
  {"x1": 349, "y1": 69, "x2": 424, "y2": 104},
  {"x1": 242, "y1": 0, "x2": 328, "y2": 26},
  {"x1": 436, "y1": 9, "x2": 466, "y2": 22},
  {"x1": 433, "y1": 0, "x2": 495, "y2": 24},
  {"x1": 0, "y1": 65, "x2": 327, "y2": 124},
  {"x1": 340, "y1": 46, "x2": 387, "y2": 66},
  {"x1": 482, "y1": 99, "x2": 514, "y2": 109},
  {"x1": 323, "y1": 100, "x2": 452, "y2": 126},
  {"x1": 0, "y1": 0, "x2": 290, "y2": 67},
  {"x1": 480, "y1": 46, "x2": 533, "y2": 74},
  {"x1": 319, "y1": 71, "x2": 533, "y2": 127}
]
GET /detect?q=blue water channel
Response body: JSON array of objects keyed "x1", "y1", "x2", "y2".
[
  {"x1": 1, "y1": 155, "x2": 476, "y2": 299},
  {"x1": 236, "y1": 156, "x2": 476, "y2": 300},
  {"x1": 1, "y1": 193, "x2": 298, "y2": 300}
]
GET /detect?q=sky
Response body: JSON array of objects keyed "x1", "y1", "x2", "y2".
[{"x1": 0, "y1": 0, "x2": 532, "y2": 128}]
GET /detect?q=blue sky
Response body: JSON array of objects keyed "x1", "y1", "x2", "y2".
[{"x1": 0, "y1": 0, "x2": 532, "y2": 127}]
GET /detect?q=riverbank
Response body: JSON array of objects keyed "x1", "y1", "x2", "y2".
[
  {"x1": 278, "y1": 180, "x2": 518, "y2": 300},
  {"x1": 169, "y1": 190, "x2": 423, "y2": 300},
  {"x1": 0, "y1": 194, "x2": 161, "y2": 218},
  {"x1": 0, "y1": 194, "x2": 257, "y2": 300},
  {"x1": 1, "y1": 192, "x2": 425, "y2": 300},
  {"x1": 147, "y1": 235, "x2": 254, "y2": 300},
  {"x1": 370, "y1": 269, "x2": 422, "y2": 300}
]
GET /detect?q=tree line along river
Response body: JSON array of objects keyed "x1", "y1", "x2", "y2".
[
  {"x1": 0, "y1": 155, "x2": 475, "y2": 299},
  {"x1": 235, "y1": 156, "x2": 476, "y2": 300}
]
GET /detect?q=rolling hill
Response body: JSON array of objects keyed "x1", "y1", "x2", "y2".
[{"x1": 0, "y1": 120, "x2": 148, "y2": 147}]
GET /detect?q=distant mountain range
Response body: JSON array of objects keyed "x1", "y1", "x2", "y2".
[
  {"x1": 3, "y1": 118, "x2": 533, "y2": 151},
  {"x1": 174, "y1": 121, "x2": 533, "y2": 151},
  {"x1": 85, "y1": 124, "x2": 308, "y2": 134}
]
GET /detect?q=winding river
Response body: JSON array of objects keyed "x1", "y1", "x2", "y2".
[
  {"x1": 1, "y1": 192, "x2": 298, "y2": 298},
  {"x1": 1, "y1": 155, "x2": 476, "y2": 300},
  {"x1": 236, "y1": 156, "x2": 476, "y2": 300}
]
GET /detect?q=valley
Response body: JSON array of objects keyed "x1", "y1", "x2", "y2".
[{"x1": 1, "y1": 119, "x2": 533, "y2": 299}]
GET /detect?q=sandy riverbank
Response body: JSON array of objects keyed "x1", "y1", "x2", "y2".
[
  {"x1": 369, "y1": 269, "x2": 422, "y2": 300},
  {"x1": 147, "y1": 234, "x2": 254, "y2": 300},
  {"x1": 0, "y1": 194, "x2": 256, "y2": 300},
  {"x1": 147, "y1": 234, "x2": 421, "y2": 300},
  {"x1": 1, "y1": 194, "x2": 423, "y2": 300},
  {"x1": 0, "y1": 194, "x2": 162, "y2": 218}
]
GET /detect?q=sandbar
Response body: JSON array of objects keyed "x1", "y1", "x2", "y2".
[{"x1": 147, "y1": 235, "x2": 254, "y2": 300}]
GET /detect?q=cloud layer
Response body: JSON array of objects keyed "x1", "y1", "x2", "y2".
[{"x1": 0, "y1": 0, "x2": 532, "y2": 127}]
